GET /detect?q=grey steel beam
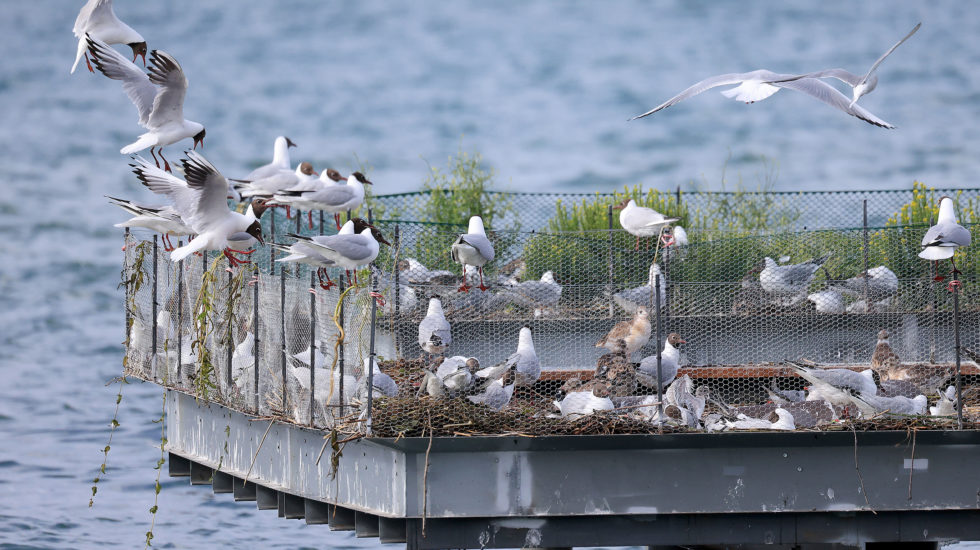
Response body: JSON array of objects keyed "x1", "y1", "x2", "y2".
[
  {"x1": 188, "y1": 461, "x2": 213, "y2": 485},
  {"x1": 328, "y1": 505, "x2": 356, "y2": 531},
  {"x1": 304, "y1": 499, "x2": 331, "y2": 525},
  {"x1": 255, "y1": 484, "x2": 278, "y2": 510},
  {"x1": 168, "y1": 452, "x2": 190, "y2": 477},
  {"x1": 283, "y1": 492, "x2": 305, "y2": 520},
  {"x1": 378, "y1": 516, "x2": 407, "y2": 543},
  {"x1": 232, "y1": 478, "x2": 256, "y2": 501},
  {"x1": 211, "y1": 470, "x2": 233, "y2": 494},
  {"x1": 354, "y1": 510, "x2": 380, "y2": 538},
  {"x1": 277, "y1": 491, "x2": 285, "y2": 518}
]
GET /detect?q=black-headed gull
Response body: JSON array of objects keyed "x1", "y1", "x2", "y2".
[
  {"x1": 107, "y1": 195, "x2": 193, "y2": 252},
  {"x1": 271, "y1": 217, "x2": 372, "y2": 289},
  {"x1": 418, "y1": 297, "x2": 452, "y2": 357},
  {"x1": 131, "y1": 152, "x2": 263, "y2": 266},
  {"x1": 838, "y1": 265, "x2": 898, "y2": 303},
  {"x1": 235, "y1": 162, "x2": 318, "y2": 199},
  {"x1": 629, "y1": 70, "x2": 896, "y2": 128},
  {"x1": 919, "y1": 196, "x2": 971, "y2": 285},
  {"x1": 596, "y1": 306, "x2": 651, "y2": 359},
  {"x1": 359, "y1": 357, "x2": 399, "y2": 399},
  {"x1": 613, "y1": 262, "x2": 666, "y2": 314},
  {"x1": 451, "y1": 216, "x2": 495, "y2": 292},
  {"x1": 614, "y1": 199, "x2": 678, "y2": 251},
  {"x1": 788, "y1": 362, "x2": 876, "y2": 409},
  {"x1": 637, "y1": 332, "x2": 685, "y2": 390},
  {"x1": 287, "y1": 218, "x2": 389, "y2": 287},
  {"x1": 476, "y1": 326, "x2": 540, "y2": 388},
  {"x1": 467, "y1": 378, "x2": 514, "y2": 411},
  {"x1": 871, "y1": 329, "x2": 903, "y2": 381},
  {"x1": 716, "y1": 408, "x2": 796, "y2": 431},
  {"x1": 72, "y1": 0, "x2": 145, "y2": 74},
  {"x1": 759, "y1": 254, "x2": 830, "y2": 302},
  {"x1": 241, "y1": 136, "x2": 297, "y2": 182},
  {"x1": 274, "y1": 171, "x2": 371, "y2": 230},
  {"x1": 765, "y1": 23, "x2": 921, "y2": 108},
  {"x1": 435, "y1": 356, "x2": 479, "y2": 394},
  {"x1": 87, "y1": 36, "x2": 205, "y2": 171}
]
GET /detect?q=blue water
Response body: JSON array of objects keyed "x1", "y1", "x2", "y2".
[{"x1": 1, "y1": 1, "x2": 979, "y2": 548}]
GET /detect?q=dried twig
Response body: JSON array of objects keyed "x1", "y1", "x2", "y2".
[
  {"x1": 907, "y1": 427, "x2": 917, "y2": 501},
  {"x1": 421, "y1": 411, "x2": 433, "y2": 537},
  {"x1": 850, "y1": 423, "x2": 876, "y2": 514},
  {"x1": 244, "y1": 420, "x2": 274, "y2": 484}
]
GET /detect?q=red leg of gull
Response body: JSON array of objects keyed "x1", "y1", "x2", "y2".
[
  {"x1": 334, "y1": 213, "x2": 342, "y2": 230},
  {"x1": 226, "y1": 248, "x2": 255, "y2": 255},
  {"x1": 458, "y1": 264, "x2": 472, "y2": 293},
  {"x1": 223, "y1": 249, "x2": 252, "y2": 267},
  {"x1": 634, "y1": 235, "x2": 640, "y2": 251},
  {"x1": 85, "y1": 51, "x2": 94, "y2": 73},
  {"x1": 477, "y1": 266, "x2": 489, "y2": 292},
  {"x1": 158, "y1": 150, "x2": 171, "y2": 173},
  {"x1": 308, "y1": 211, "x2": 314, "y2": 230},
  {"x1": 285, "y1": 206, "x2": 291, "y2": 219},
  {"x1": 317, "y1": 268, "x2": 336, "y2": 290},
  {"x1": 162, "y1": 234, "x2": 173, "y2": 252},
  {"x1": 933, "y1": 261, "x2": 945, "y2": 282},
  {"x1": 370, "y1": 291, "x2": 386, "y2": 308},
  {"x1": 150, "y1": 147, "x2": 160, "y2": 169}
]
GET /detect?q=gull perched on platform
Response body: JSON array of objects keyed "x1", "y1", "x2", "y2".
[
  {"x1": 615, "y1": 199, "x2": 679, "y2": 251},
  {"x1": 87, "y1": 36, "x2": 205, "y2": 170},
  {"x1": 398, "y1": 258, "x2": 454, "y2": 284},
  {"x1": 131, "y1": 152, "x2": 264, "y2": 266},
  {"x1": 849, "y1": 393, "x2": 927, "y2": 418},
  {"x1": 486, "y1": 271, "x2": 562, "y2": 317},
  {"x1": 419, "y1": 298, "x2": 452, "y2": 357},
  {"x1": 596, "y1": 306, "x2": 651, "y2": 359},
  {"x1": 759, "y1": 254, "x2": 830, "y2": 305},
  {"x1": 71, "y1": 0, "x2": 145, "y2": 74},
  {"x1": 807, "y1": 289, "x2": 846, "y2": 314},
  {"x1": 272, "y1": 218, "x2": 372, "y2": 289},
  {"x1": 763, "y1": 23, "x2": 921, "y2": 109},
  {"x1": 467, "y1": 379, "x2": 514, "y2": 411},
  {"x1": 240, "y1": 136, "x2": 296, "y2": 182},
  {"x1": 476, "y1": 326, "x2": 540, "y2": 388},
  {"x1": 715, "y1": 408, "x2": 796, "y2": 431},
  {"x1": 451, "y1": 216, "x2": 495, "y2": 292},
  {"x1": 614, "y1": 262, "x2": 666, "y2": 314},
  {"x1": 930, "y1": 386, "x2": 958, "y2": 417},
  {"x1": 788, "y1": 362, "x2": 877, "y2": 409},
  {"x1": 637, "y1": 332, "x2": 686, "y2": 391},
  {"x1": 919, "y1": 196, "x2": 971, "y2": 284},
  {"x1": 554, "y1": 386, "x2": 614, "y2": 421},
  {"x1": 870, "y1": 329, "x2": 903, "y2": 381},
  {"x1": 435, "y1": 356, "x2": 480, "y2": 394},
  {"x1": 837, "y1": 265, "x2": 899, "y2": 303},
  {"x1": 359, "y1": 358, "x2": 399, "y2": 399}
]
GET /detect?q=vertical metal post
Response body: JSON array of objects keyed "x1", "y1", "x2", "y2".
[
  {"x1": 269, "y1": 207, "x2": 276, "y2": 274},
  {"x1": 319, "y1": 211, "x2": 324, "y2": 235},
  {"x1": 953, "y1": 285, "x2": 963, "y2": 429},
  {"x1": 862, "y1": 200, "x2": 870, "y2": 311},
  {"x1": 294, "y1": 212, "x2": 301, "y2": 277},
  {"x1": 226, "y1": 268, "x2": 233, "y2": 388},
  {"x1": 177, "y1": 240, "x2": 184, "y2": 381},
  {"x1": 253, "y1": 268, "x2": 260, "y2": 412},
  {"x1": 393, "y1": 224, "x2": 401, "y2": 356},
  {"x1": 663, "y1": 246, "x2": 671, "y2": 324},
  {"x1": 338, "y1": 277, "x2": 346, "y2": 416},
  {"x1": 309, "y1": 270, "x2": 316, "y2": 427},
  {"x1": 928, "y1": 215, "x2": 937, "y2": 362},
  {"x1": 366, "y1": 261, "x2": 379, "y2": 437},
  {"x1": 675, "y1": 185, "x2": 681, "y2": 207},
  {"x1": 654, "y1": 274, "x2": 664, "y2": 420},
  {"x1": 607, "y1": 204, "x2": 615, "y2": 318},
  {"x1": 280, "y1": 268, "x2": 287, "y2": 414},
  {"x1": 124, "y1": 228, "x2": 130, "y2": 347},
  {"x1": 152, "y1": 235, "x2": 159, "y2": 378}
]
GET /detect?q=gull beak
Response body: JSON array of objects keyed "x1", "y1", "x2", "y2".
[
  {"x1": 193, "y1": 136, "x2": 204, "y2": 150},
  {"x1": 136, "y1": 52, "x2": 146, "y2": 66}
]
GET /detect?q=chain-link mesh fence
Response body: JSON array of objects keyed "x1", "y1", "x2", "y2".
[{"x1": 121, "y1": 188, "x2": 980, "y2": 437}]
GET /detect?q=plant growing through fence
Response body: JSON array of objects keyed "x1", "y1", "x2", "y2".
[{"x1": 191, "y1": 255, "x2": 224, "y2": 399}]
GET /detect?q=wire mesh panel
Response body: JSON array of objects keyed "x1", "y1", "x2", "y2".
[{"x1": 120, "y1": 189, "x2": 980, "y2": 437}]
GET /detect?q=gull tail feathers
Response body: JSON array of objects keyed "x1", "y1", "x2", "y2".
[
  {"x1": 121, "y1": 133, "x2": 159, "y2": 155},
  {"x1": 918, "y1": 247, "x2": 955, "y2": 260},
  {"x1": 171, "y1": 238, "x2": 209, "y2": 263}
]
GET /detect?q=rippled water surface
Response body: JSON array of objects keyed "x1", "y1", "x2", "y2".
[{"x1": 2, "y1": 1, "x2": 980, "y2": 548}]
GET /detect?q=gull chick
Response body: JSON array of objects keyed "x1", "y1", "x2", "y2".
[
  {"x1": 596, "y1": 306, "x2": 651, "y2": 359},
  {"x1": 870, "y1": 329, "x2": 903, "y2": 381}
]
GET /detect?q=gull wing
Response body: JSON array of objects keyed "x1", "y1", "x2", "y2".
[
  {"x1": 180, "y1": 152, "x2": 233, "y2": 230},
  {"x1": 87, "y1": 35, "x2": 155, "y2": 126},
  {"x1": 303, "y1": 234, "x2": 376, "y2": 262},
  {"x1": 146, "y1": 50, "x2": 189, "y2": 129},
  {"x1": 862, "y1": 22, "x2": 921, "y2": 83},
  {"x1": 629, "y1": 70, "x2": 785, "y2": 121},
  {"x1": 457, "y1": 233, "x2": 495, "y2": 262},
  {"x1": 73, "y1": 0, "x2": 112, "y2": 37},
  {"x1": 774, "y1": 78, "x2": 895, "y2": 128},
  {"x1": 766, "y1": 68, "x2": 863, "y2": 87}
]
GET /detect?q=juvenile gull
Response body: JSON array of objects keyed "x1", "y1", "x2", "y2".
[{"x1": 597, "y1": 307, "x2": 651, "y2": 359}]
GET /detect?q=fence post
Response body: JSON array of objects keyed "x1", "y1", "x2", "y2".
[
  {"x1": 928, "y1": 215, "x2": 937, "y2": 362},
  {"x1": 953, "y1": 285, "x2": 963, "y2": 430},
  {"x1": 663, "y1": 246, "x2": 671, "y2": 323},
  {"x1": 319, "y1": 211, "x2": 324, "y2": 236},
  {"x1": 394, "y1": 224, "x2": 401, "y2": 357},
  {"x1": 124, "y1": 228, "x2": 130, "y2": 350},
  {"x1": 654, "y1": 273, "x2": 664, "y2": 421},
  {"x1": 280, "y1": 267, "x2": 287, "y2": 415},
  {"x1": 365, "y1": 208, "x2": 377, "y2": 435},
  {"x1": 227, "y1": 268, "x2": 233, "y2": 388},
  {"x1": 675, "y1": 185, "x2": 681, "y2": 207},
  {"x1": 862, "y1": 200, "x2": 870, "y2": 311},
  {"x1": 176, "y1": 240, "x2": 184, "y2": 381},
  {"x1": 253, "y1": 267, "x2": 259, "y2": 412},
  {"x1": 309, "y1": 270, "x2": 316, "y2": 427},
  {"x1": 269, "y1": 207, "x2": 276, "y2": 274},
  {"x1": 152, "y1": 235, "x2": 159, "y2": 379},
  {"x1": 338, "y1": 276, "x2": 346, "y2": 417},
  {"x1": 607, "y1": 204, "x2": 615, "y2": 318}
]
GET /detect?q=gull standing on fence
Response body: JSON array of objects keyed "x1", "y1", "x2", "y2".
[
  {"x1": 919, "y1": 196, "x2": 971, "y2": 285},
  {"x1": 274, "y1": 171, "x2": 370, "y2": 230},
  {"x1": 613, "y1": 262, "x2": 666, "y2": 314},
  {"x1": 637, "y1": 332, "x2": 686, "y2": 390},
  {"x1": 87, "y1": 37, "x2": 205, "y2": 171},
  {"x1": 131, "y1": 152, "x2": 264, "y2": 266},
  {"x1": 763, "y1": 23, "x2": 922, "y2": 109},
  {"x1": 419, "y1": 298, "x2": 452, "y2": 357},
  {"x1": 71, "y1": 0, "x2": 145, "y2": 74},
  {"x1": 287, "y1": 219, "x2": 389, "y2": 287},
  {"x1": 476, "y1": 326, "x2": 540, "y2": 388},
  {"x1": 486, "y1": 271, "x2": 562, "y2": 317},
  {"x1": 759, "y1": 254, "x2": 830, "y2": 305},
  {"x1": 451, "y1": 216, "x2": 495, "y2": 292},
  {"x1": 235, "y1": 162, "x2": 318, "y2": 200},
  {"x1": 554, "y1": 386, "x2": 614, "y2": 421},
  {"x1": 615, "y1": 199, "x2": 679, "y2": 251},
  {"x1": 596, "y1": 306, "x2": 651, "y2": 360},
  {"x1": 628, "y1": 68, "x2": 896, "y2": 128},
  {"x1": 272, "y1": 217, "x2": 372, "y2": 289},
  {"x1": 239, "y1": 136, "x2": 296, "y2": 182}
]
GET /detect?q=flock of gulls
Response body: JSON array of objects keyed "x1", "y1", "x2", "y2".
[{"x1": 82, "y1": 2, "x2": 973, "y2": 430}]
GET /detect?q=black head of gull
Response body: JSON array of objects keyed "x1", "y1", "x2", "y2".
[
  {"x1": 128, "y1": 41, "x2": 148, "y2": 66},
  {"x1": 351, "y1": 171, "x2": 373, "y2": 185},
  {"x1": 192, "y1": 128, "x2": 206, "y2": 150},
  {"x1": 245, "y1": 220, "x2": 264, "y2": 245},
  {"x1": 285, "y1": 137, "x2": 297, "y2": 148}
]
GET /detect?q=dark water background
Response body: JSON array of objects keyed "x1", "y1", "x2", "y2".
[{"x1": 1, "y1": 1, "x2": 979, "y2": 548}]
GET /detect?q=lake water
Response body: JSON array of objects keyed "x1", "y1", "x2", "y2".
[{"x1": 1, "y1": 1, "x2": 979, "y2": 548}]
